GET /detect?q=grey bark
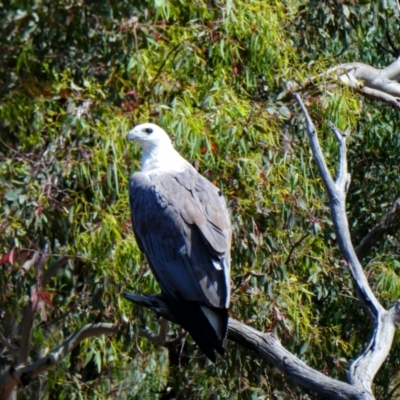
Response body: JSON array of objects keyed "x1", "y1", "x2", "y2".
[
  {"x1": 0, "y1": 322, "x2": 124, "y2": 399},
  {"x1": 294, "y1": 93, "x2": 400, "y2": 398},
  {"x1": 122, "y1": 293, "x2": 366, "y2": 400},
  {"x1": 288, "y1": 58, "x2": 400, "y2": 110}
]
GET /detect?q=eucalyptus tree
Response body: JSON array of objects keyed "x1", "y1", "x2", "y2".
[{"x1": 1, "y1": 0, "x2": 400, "y2": 399}]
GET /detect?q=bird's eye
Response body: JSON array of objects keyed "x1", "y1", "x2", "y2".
[{"x1": 144, "y1": 128, "x2": 153, "y2": 134}]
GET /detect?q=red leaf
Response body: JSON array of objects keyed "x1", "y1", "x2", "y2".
[
  {"x1": 41, "y1": 290, "x2": 54, "y2": 307},
  {"x1": 0, "y1": 253, "x2": 9, "y2": 265},
  {"x1": 0, "y1": 247, "x2": 16, "y2": 265}
]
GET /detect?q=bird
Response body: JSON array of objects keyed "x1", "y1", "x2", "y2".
[{"x1": 126, "y1": 122, "x2": 231, "y2": 362}]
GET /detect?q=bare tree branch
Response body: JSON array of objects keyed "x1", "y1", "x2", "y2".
[
  {"x1": 228, "y1": 319, "x2": 364, "y2": 400},
  {"x1": 382, "y1": 57, "x2": 400, "y2": 81},
  {"x1": 0, "y1": 322, "x2": 125, "y2": 399},
  {"x1": 123, "y1": 293, "x2": 365, "y2": 400},
  {"x1": 139, "y1": 322, "x2": 188, "y2": 349},
  {"x1": 295, "y1": 95, "x2": 336, "y2": 194},
  {"x1": 328, "y1": 122, "x2": 351, "y2": 190},
  {"x1": 287, "y1": 58, "x2": 400, "y2": 110},
  {"x1": 139, "y1": 318, "x2": 169, "y2": 346},
  {"x1": 294, "y1": 92, "x2": 400, "y2": 397},
  {"x1": 349, "y1": 301, "x2": 400, "y2": 395},
  {"x1": 157, "y1": 318, "x2": 169, "y2": 345},
  {"x1": 294, "y1": 92, "x2": 384, "y2": 319},
  {"x1": 356, "y1": 197, "x2": 400, "y2": 260},
  {"x1": 335, "y1": 61, "x2": 400, "y2": 92},
  {"x1": 360, "y1": 86, "x2": 400, "y2": 109}
]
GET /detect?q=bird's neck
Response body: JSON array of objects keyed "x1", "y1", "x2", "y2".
[{"x1": 141, "y1": 144, "x2": 190, "y2": 174}]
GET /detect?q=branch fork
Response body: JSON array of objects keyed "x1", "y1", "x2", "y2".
[{"x1": 294, "y1": 93, "x2": 399, "y2": 398}]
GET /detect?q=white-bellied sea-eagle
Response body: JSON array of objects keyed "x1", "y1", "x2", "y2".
[{"x1": 126, "y1": 123, "x2": 231, "y2": 362}]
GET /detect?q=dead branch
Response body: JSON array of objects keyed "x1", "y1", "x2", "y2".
[
  {"x1": 0, "y1": 322, "x2": 125, "y2": 399},
  {"x1": 288, "y1": 58, "x2": 400, "y2": 110},
  {"x1": 294, "y1": 93, "x2": 383, "y2": 319},
  {"x1": 123, "y1": 293, "x2": 364, "y2": 400},
  {"x1": 294, "y1": 93, "x2": 400, "y2": 398}
]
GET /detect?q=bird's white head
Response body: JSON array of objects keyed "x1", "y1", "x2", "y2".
[
  {"x1": 127, "y1": 122, "x2": 189, "y2": 173},
  {"x1": 127, "y1": 123, "x2": 172, "y2": 151}
]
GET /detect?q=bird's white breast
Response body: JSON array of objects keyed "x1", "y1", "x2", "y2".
[{"x1": 141, "y1": 145, "x2": 192, "y2": 175}]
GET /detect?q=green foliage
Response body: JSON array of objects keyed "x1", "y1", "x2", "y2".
[{"x1": 1, "y1": 0, "x2": 400, "y2": 399}]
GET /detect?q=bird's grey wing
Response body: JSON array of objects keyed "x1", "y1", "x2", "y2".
[
  {"x1": 129, "y1": 170, "x2": 231, "y2": 309},
  {"x1": 129, "y1": 172, "x2": 214, "y2": 305},
  {"x1": 158, "y1": 168, "x2": 231, "y2": 308},
  {"x1": 175, "y1": 168, "x2": 231, "y2": 256}
]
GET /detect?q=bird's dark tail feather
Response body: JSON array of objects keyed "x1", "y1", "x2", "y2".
[{"x1": 164, "y1": 296, "x2": 228, "y2": 363}]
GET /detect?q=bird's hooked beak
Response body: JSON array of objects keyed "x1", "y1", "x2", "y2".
[{"x1": 126, "y1": 128, "x2": 138, "y2": 141}]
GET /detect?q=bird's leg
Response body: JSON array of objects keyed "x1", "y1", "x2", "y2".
[{"x1": 156, "y1": 317, "x2": 169, "y2": 346}]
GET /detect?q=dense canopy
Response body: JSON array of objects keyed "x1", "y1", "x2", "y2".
[{"x1": 1, "y1": 0, "x2": 400, "y2": 399}]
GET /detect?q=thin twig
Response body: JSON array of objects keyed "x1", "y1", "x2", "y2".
[
  {"x1": 285, "y1": 232, "x2": 310, "y2": 266},
  {"x1": 147, "y1": 43, "x2": 181, "y2": 94}
]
